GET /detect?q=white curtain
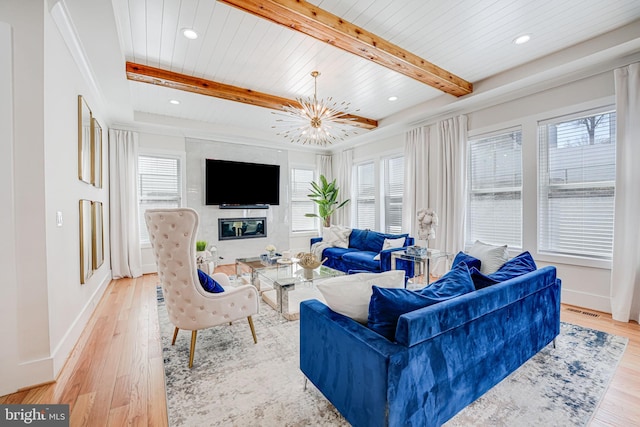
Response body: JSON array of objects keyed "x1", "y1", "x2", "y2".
[
  {"x1": 109, "y1": 129, "x2": 142, "y2": 279},
  {"x1": 403, "y1": 127, "x2": 428, "y2": 235},
  {"x1": 316, "y1": 154, "x2": 332, "y2": 180},
  {"x1": 333, "y1": 149, "x2": 353, "y2": 226},
  {"x1": 610, "y1": 62, "x2": 640, "y2": 323},
  {"x1": 403, "y1": 116, "x2": 468, "y2": 274}
]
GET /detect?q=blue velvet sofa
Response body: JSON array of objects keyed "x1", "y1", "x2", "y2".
[
  {"x1": 300, "y1": 265, "x2": 561, "y2": 427},
  {"x1": 310, "y1": 228, "x2": 414, "y2": 274}
]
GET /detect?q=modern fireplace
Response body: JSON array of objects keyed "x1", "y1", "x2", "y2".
[{"x1": 218, "y1": 217, "x2": 267, "y2": 241}]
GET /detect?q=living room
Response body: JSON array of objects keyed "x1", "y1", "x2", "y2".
[{"x1": 2, "y1": 0, "x2": 640, "y2": 425}]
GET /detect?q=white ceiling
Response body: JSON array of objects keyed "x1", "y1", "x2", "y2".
[{"x1": 66, "y1": 0, "x2": 640, "y2": 149}]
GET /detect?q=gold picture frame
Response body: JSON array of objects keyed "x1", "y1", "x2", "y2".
[
  {"x1": 92, "y1": 201, "x2": 104, "y2": 269},
  {"x1": 79, "y1": 199, "x2": 93, "y2": 284},
  {"x1": 92, "y1": 118, "x2": 102, "y2": 188},
  {"x1": 78, "y1": 95, "x2": 93, "y2": 184}
]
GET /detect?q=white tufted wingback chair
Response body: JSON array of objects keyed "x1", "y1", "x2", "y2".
[{"x1": 144, "y1": 208, "x2": 259, "y2": 368}]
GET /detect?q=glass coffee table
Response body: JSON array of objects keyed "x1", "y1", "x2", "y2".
[{"x1": 236, "y1": 256, "x2": 344, "y2": 320}]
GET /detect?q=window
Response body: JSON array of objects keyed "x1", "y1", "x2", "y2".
[
  {"x1": 290, "y1": 167, "x2": 317, "y2": 232},
  {"x1": 382, "y1": 155, "x2": 404, "y2": 234},
  {"x1": 538, "y1": 108, "x2": 616, "y2": 259},
  {"x1": 467, "y1": 129, "x2": 522, "y2": 247},
  {"x1": 354, "y1": 161, "x2": 376, "y2": 230},
  {"x1": 138, "y1": 154, "x2": 182, "y2": 245}
]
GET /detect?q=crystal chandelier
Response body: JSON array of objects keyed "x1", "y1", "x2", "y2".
[{"x1": 272, "y1": 71, "x2": 357, "y2": 146}]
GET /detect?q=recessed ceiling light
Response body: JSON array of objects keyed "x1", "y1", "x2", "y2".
[
  {"x1": 169, "y1": 99, "x2": 180, "y2": 105},
  {"x1": 513, "y1": 34, "x2": 531, "y2": 45},
  {"x1": 388, "y1": 96, "x2": 398, "y2": 101},
  {"x1": 182, "y1": 28, "x2": 198, "y2": 40}
]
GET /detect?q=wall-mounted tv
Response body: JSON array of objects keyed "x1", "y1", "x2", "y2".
[{"x1": 205, "y1": 158, "x2": 280, "y2": 208}]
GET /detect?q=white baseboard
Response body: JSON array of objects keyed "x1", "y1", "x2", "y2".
[
  {"x1": 561, "y1": 288, "x2": 611, "y2": 314},
  {"x1": 142, "y1": 262, "x2": 158, "y2": 275},
  {"x1": 50, "y1": 269, "x2": 112, "y2": 377}
]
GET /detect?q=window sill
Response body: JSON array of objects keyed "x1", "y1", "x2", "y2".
[{"x1": 534, "y1": 252, "x2": 611, "y2": 270}]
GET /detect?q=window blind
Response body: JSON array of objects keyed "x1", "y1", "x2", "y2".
[
  {"x1": 290, "y1": 168, "x2": 317, "y2": 232},
  {"x1": 383, "y1": 155, "x2": 404, "y2": 234},
  {"x1": 467, "y1": 130, "x2": 522, "y2": 247},
  {"x1": 538, "y1": 109, "x2": 616, "y2": 259},
  {"x1": 138, "y1": 154, "x2": 182, "y2": 244},
  {"x1": 355, "y1": 162, "x2": 376, "y2": 230}
]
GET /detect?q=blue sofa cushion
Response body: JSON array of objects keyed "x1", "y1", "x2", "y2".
[
  {"x1": 341, "y1": 251, "x2": 380, "y2": 271},
  {"x1": 471, "y1": 251, "x2": 538, "y2": 290},
  {"x1": 197, "y1": 269, "x2": 224, "y2": 293},
  {"x1": 367, "y1": 262, "x2": 474, "y2": 341},
  {"x1": 451, "y1": 251, "x2": 482, "y2": 271},
  {"x1": 349, "y1": 228, "x2": 409, "y2": 253},
  {"x1": 321, "y1": 246, "x2": 358, "y2": 260}
]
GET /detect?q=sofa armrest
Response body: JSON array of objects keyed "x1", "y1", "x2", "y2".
[
  {"x1": 310, "y1": 237, "x2": 322, "y2": 249},
  {"x1": 300, "y1": 299, "x2": 400, "y2": 427},
  {"x1": 380, "y1": 247, "x2": 415, "y2": 278}
]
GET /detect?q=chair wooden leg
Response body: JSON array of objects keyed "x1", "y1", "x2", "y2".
[
  {"x1": 189, "y1": 330, "x2": 198, "y2": 369},
  {"x1": 247, "y1": 316, "x2": 257, "y2": 344},
  {"x1": 172, "y1": 327, "x2": 179, "y2": 345}
]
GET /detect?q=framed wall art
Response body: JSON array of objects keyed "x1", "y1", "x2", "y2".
[
  {"x1": 92, "y1": 117, "x2": 102, "y2": 188},
  {"x1": 79, "y1": 199, "x2": 93, "y2": 284},
  {"x1": 92, "y1": 201, "x2": 104, "y2": 269},
  {"x1": 78, "y1": 95, "x2": 93, "y2": 184}
]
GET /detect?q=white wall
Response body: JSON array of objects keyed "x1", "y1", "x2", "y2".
[
  {"x1": 185, "y1": 138, "x2": 290, "y2": 264},
  {"x1": 0, "y1": 20, "x2": 20, "y2": 397},
  {"x1": 44, "y1": 4, "x2": 111, "y2": 376},
  {"x1": 0, "y1": 0, "x2": 111, "y2": 394}
]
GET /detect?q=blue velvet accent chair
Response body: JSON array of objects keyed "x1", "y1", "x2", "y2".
[{"x1": 300, "y1": 266, "x2": 561, "y2": 427}]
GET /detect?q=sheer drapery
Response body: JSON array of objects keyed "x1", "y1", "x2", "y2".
[
  {"x1": 403, "y1": 116, "x2": 468, "y2": 274},
  {"x1": 109, "y1": 129, "x2": 142, "y2": 279},
  {"x1": 610, "y1": 62, "x2": 640, "y2": 323},
  {"x1": 316, "y1": 154, "x2": 332, "y2": 180},
  {"x1": 333, "y1": 149, "x2": 353, "y2": 227}
]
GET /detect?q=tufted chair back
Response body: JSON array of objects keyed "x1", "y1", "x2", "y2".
[
  {"x1": 144, "y1": 207, "x2": 259, "y2": 368},
  {"x1": 145, "y1": 208, "x2": 203, "y2": 329}
]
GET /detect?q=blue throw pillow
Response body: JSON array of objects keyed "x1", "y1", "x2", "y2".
[
  {"x1": 471, "y1": 251, "x2": 537, "y2": 290},
  {"x1": 367, "y1": 262, "x2": 475, "y2": 341},
  {"x1": 451, "y1": 251, "x2": 482, "y2": 271},
  {"x1": 197, "y1": 269, "x2": 225, "y2": 293}
]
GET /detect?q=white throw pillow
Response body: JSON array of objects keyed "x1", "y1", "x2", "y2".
[
  {"x1": 373, "y1": 237, "x2": 406, "y2": 261},
  {"x1": 467, "y1": 240, "x2": 509, "y2": 274},
  {"x1": 316, "y1": 270, "x2": 406, "y2": 323},
  {"x1": 322, "y1": 225, "x2": 351, "y2": 248}
]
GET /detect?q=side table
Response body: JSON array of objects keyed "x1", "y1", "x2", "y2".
[{"x1": 391, "y1": 249, "x2": 452, "y2": 287}]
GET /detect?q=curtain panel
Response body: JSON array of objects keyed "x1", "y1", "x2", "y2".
[
  {"x1": 109, "y1": 129, "x2": 143, "y2": 279},
  {"x1": 403, "y1": 116, "x2": 468, "y2": 274},
  {"x1": 610, "y1": 62, "x2": 640, "y2": 323},
  {"x1": 333, "y1": 149, "x2": 353, "y2": 227}
]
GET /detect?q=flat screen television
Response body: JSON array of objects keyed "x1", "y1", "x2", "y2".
[{"x1": 205, "y1": 158, "x2": 280, "y2": 207}]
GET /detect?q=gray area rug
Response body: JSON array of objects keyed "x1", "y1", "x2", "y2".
[{"x1": 157, "y1": 290, "x2": 627, "y2": 426}]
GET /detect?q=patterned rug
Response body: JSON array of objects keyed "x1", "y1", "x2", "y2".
[{"x1": 157, "y1": 289, "x2": 627, "y2": 426}]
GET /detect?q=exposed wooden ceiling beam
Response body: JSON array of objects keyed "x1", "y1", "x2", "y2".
[
  {"x1": 125, "y1": 62, "x2": 378, "y2": 130},
  {"x1": 219, "y1": 0, "x2": 473, "y2": 97}
]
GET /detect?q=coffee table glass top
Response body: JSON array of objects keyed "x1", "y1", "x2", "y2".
[{"x1": 255, "y1": 261, "x2": 344, "y2": 285}]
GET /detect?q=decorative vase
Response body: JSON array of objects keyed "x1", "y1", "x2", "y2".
[
  {"x1": 303, "y1": 268, "x2": 315, "y2": 280},
  {"x1": 268, "y1": 250, "x2": 275, "y2": 258}
]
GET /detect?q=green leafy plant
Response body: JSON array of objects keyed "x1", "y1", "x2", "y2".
[
  {"x1": 196, "y1": 240, "x2": 207, "y2": 251},
  {"x1": 305, "y1": 175, "x2": 350, "y2": 228}
]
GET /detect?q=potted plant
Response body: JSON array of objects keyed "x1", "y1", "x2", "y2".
[{"x1": 305, "y1": 175, "x2": 350, "y2": 228}]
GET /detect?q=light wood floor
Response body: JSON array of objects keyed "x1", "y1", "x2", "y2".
[{"x1": 2, "y1": 265, "x2": 639, "y2": 426}]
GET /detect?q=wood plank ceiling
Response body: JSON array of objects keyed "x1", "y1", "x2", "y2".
[{"x1": 112, "y1": 0, "x2": 640, "y2": 144}]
